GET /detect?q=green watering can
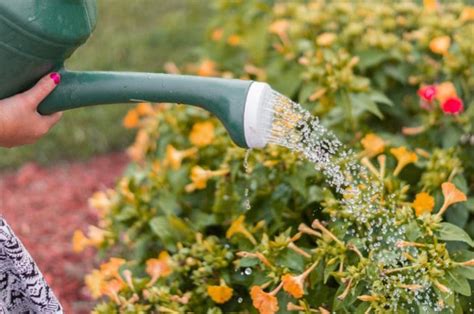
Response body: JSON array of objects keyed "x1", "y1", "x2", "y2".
[{"x1": 0, "y1": 0, "x2": 274, "y2": 148}]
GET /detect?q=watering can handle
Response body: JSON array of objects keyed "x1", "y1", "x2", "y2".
[
  {"x1": 37, "y1": 69, "x2": 253, "y2": 148},
  {"x1": 38, "y1": 70, "x2": 251, "y2": 114}
]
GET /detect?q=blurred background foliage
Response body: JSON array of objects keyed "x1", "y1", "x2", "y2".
[{"x1": 0, "y1": 0, "x2": 210, "y2": 169}]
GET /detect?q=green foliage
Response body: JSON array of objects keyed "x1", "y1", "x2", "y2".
[{"x1": 79, "y1": 1, "x2": 474, "y2": 313}]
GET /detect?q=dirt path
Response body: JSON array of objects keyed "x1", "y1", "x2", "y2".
[{"x1": 0, "y1": 152, "x2": 128, "y2": 313}]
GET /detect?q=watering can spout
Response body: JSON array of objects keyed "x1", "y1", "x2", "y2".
[{"x1": 37, "y1": 70, "x2": 273, "y2": 149}]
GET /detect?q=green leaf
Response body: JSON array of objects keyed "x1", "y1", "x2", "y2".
[
  {"x1": 369, "y1": 90, "x2": 394, "y2": 106},
  {"x1": 149, "y1": 215, "x2": 193, "y2": 250},
  {"x1": 324, "y1": 262, "x2": 338, "y2": 283},
  {"x1": 350, "y1": 93, "x2": 384, "y2": 119},
  {"x1": 438, "y1": 223, "x2": 474, "y2": 247},
  {"x1": 445, "y1": 203, "x2": 469, "y2": 229},
  {"x1": 356, "y1": 49, "x2": 391, "y2": 70},
  {"x1": 447, "y1": 269, "x2": 471, "y2": 296},
  {"x1": 405, "y1": 220, "x2": 422, "y2": 241},
  {"x1": 278, "y1": 249, "x2": 305, "y2": 272},
  {"x1": 456, "y1": 266, "x2": 474, "y2": 280},
  {"x1": 157, "y1": 190, "x2": 181, "y2": 216}
]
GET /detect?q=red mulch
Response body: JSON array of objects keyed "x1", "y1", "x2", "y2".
[{"x1": 0, "y1": 152, "x2": 128, "y2": 314}]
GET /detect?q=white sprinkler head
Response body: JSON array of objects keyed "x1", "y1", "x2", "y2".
[{"x1": 243, "y1": 82, "x2": 274, "y2": 148}]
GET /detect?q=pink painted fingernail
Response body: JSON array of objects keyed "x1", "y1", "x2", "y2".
[{"x1": 50, "y1": 72, "x2": 61, "y2": 85}]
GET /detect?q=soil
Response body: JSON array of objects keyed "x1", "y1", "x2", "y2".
[{"x1": 0, "y1": 152, "x2": 128, "y2": 314}]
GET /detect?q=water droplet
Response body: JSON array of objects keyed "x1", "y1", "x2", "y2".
[{"x1": 244, "y1": 267, "x2": 252, "y2": 275}]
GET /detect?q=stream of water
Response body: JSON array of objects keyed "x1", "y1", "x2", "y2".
[{"x1": 258, "y1": 92, "x2": 439, "y2": 311}]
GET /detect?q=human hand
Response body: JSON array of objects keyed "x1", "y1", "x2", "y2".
[{"x1": 0, "y1": 73, "x2": 63, "y2": 148}]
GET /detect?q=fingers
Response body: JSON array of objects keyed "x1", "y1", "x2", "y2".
[
  {"x1": 19, "y1": 72, "x2": 61, "y2": 110},
  {"x1": 42, "y1": 111, "x2": 63, "y2": 127}
]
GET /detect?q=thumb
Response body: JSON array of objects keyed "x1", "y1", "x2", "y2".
[{"x1": 20, "y1": 72, "x2": 61, "y2": 110}]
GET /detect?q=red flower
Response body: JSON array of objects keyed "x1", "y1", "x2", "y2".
[
  {"x1": 417, "y1": 85, "x2": 437, "y2": 102},
  {"x1": 441, "y1": 97, "x2": 464, "y2": 115}
]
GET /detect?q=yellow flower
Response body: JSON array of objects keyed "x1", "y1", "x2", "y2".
[
  {"x1": 423, "y1": 0, "x2": 438, "y2": 11},
  {"x1": 429, "y1": 36, "x2": 451, "y2": 55},
  {"x1": 316, "y1": 32, "x2": 337, "y2": 47},
  {"x1": 227, "y1": 35, "x2": 241, "y2": 46},
  {"x1": 164, "y1": 145, "x2": 197, "y2": 170},
  {"x1": 435, "y1": 182, "x2": 467, "y2": 218},
  {"x1": 123, "y1": 109, "x2": 139, "y2": 129},
  {"x1": 185, "y1": 166, "x2": 229, "y2": 192},
  {"x1": 72, "y1": 230, "x2": 90, "y2": 253},
  {"x1": 85, "y1": 269, "x2": 105, "y2": 299},
  {"x1": 198, "y1": 59, "x2": 218, "y2": 77},
  {"x1": 436, "y1": 82, "x2": 457, "y2": 103},
  {"x1": 207, "y1": 280, "x2": 233, "y2": 304},
  {"x1": 361, "y1": 133, "x2": 385, "y2": 158},
  {"x1": 412, "y1": 192, "x2": 435, "y2": 217},
  {"x1": 211, "y1": 28, "x2": 223, "y2": 41},
  {"x1": 250, "y1": 284, "x2": 282, "y2": 314},
  {"x1": 282, "y1": 261, "x2": 318, "y2": 298},
  {"x1": 189, "y1": 121, "x2": 215, "y2": 147},
  {"x1": 460, "y1": 7, "x2": 474, "y2": 22},
  {"x1": 146, "y1": 251, "x2": 172, "y2": 286},
  {"x1": 226, "y1": 215, "x2": 257, "y2": 245},
  {"x1": 100, "y1": 257, "x2": 126, "y2": 279},
  {"x1": 135, "y1": 102, "x2": 155, "y2": 116},
  {"x1": 390, "y1": 146, "x2": 418, "y2": 176}
]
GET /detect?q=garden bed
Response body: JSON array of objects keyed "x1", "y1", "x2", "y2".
[{"x1": 0, "y1": 153, "x2": 128, "y2": 313}]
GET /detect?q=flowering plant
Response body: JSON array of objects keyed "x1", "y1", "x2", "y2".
[{"x1": 74, "y1": 1, "x2": 473, "y2": 313}]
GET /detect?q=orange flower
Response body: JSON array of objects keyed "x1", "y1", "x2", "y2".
[
  {"x1": 101, "y1": 278, "x2": 125, "y2": 304},
  {"x1": 436, "y1": 82, "x2": 457, "y2": 103},
  {"x1": 198, "y1": 59, "x2": 218, "y2": 77},
  {"x1": 316, "y1": 32, "x2": 337, "y2": 47},
  {"x1": 189, "y1": 121, "x2": 215, "y2": 147},
  {"x1": 72, "y1": 230, "x2": 90, "y2": 253},
  {"x1": 282, "y1": 261, "x2": 319, "y2": 298},
  {"x1": 207, "y1": 280, "x2": 233, "y2": 304},
  {"x1": 127, "y1": 129, "x2": 150, "y2": 162},
  {"x1": 226, "y1": 215, "x2": 257, "y2": 245},
  {"x1": 135, "y1": 102, "x2": 155, "y2": 116},
  {"x1": 358, "y1": 295, "x2": 381, "y2": 302},
  {"x1": 423, "y1": 0, "x2": 438, "y2": 11},
  {"x1": 146, "y1": 251, "x2": 172, "y2": 286},
  {"x1": 460, "y1": 7, "x2": 474, "y2": 22},
  {"x1": 281, "y1": 275, "x2": 304, "y2": 298},
  {"x1": 361, "y1": 133, "x2": 385, "y2": 158},
  {"x1": 88, "y1": 190, "x2": 115, "y2": 218},
  {"x1": 390, "y1": 146, "x2": 418, "y2": 176},
  {"x1": 100, "y1": 257, "x2": 126, "y2": 279},
  {"x1": 123, "y1": 109, "x2": 139, "y2": 129},
  {"x1": 429, "y1": 36, "x2": 451, "y2": 55},
  {"x1": 227, "y1": 35, "x2": 241, "y2": 46},
  {"x1": 268, "y1": 20, "x2": 290, "y2": 37},
  {"x1": 211, "y1": 28, "x2": 224, "y2": 41},
  {"x1": 250, "y1": 284, "x2": 282, "y2": 314},
  {"x1": 85, "y1": 269, "x2": 105, "y2": 299},
  {"x1": 412, "y1": 192, "x2": 435, "y2": 217},
  {"x1": 435, "y1": 182, "x2": 467, "y2": 218},
  {"x1": 86, "y1": 225, "x2": 109, "y2": 247},
  {"x1": 185, "y1": 166, "x2": 229, "y2": 192},
  {"x1": 164, "y1": 145, "x2": 197, "y2": 170}
]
